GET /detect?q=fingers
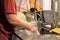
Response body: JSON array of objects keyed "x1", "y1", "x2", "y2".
[
  {"x1": 26, "y1": 23, "x2": 38, "y2": 32},
  {"x1": 29, "y1": 23, "x2": 38, "y2": 32},
  {"x1": 31, "y1": 26, "x2": 38, "y2": 32}
]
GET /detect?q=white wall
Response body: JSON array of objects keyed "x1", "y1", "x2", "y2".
[{"x1": 43, "y1": 0, "x2": 51, "y2": 10}]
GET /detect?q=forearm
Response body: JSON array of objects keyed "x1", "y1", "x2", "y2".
[
  {"x1": 10, "y1": 16, "x2": 32, "y2": 29},
  {"x1": 5, "y1": 14, "x2": 32, "y2": 29}
]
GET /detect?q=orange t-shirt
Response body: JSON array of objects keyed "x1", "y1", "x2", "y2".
[{"x1": 30, "y1": 0, "x2": 41, "y2": 11}]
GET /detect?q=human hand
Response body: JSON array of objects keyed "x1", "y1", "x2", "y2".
[{"x1": 27, "y1": 23, "x2": 38, "y2": 32}]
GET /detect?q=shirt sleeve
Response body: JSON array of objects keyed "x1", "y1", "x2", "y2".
[{"x1": 4, "y1": 0, "x2": 17, "y2": 14}]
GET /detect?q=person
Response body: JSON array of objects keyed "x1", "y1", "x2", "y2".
[
  {"x1": 0, "y1": 0, "x2": 38, "y2": 40},
  {"x1": 16, "y1": 0, "x2": 30, "y2": 12},
  {"x1": 29, "y1": 0, "x2": 41, "y2": 11},
  {"x1": 17, "y1": 0, "x2": 41, "y2": 12}
]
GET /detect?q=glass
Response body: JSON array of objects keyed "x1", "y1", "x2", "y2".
[{"x1": 25, "y1": 20, "x2": 40, "y2": 36}]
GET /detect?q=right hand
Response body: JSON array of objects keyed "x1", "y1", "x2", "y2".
[{"x1": 27, "y1": 23, "x2": 38, "y2": 32}]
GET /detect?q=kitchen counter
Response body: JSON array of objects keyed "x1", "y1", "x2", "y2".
[{"x1": 15, "y1": 30, "x2": 60, "y2": 40}]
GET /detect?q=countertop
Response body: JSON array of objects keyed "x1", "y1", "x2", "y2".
[{"x1": 15, "y1": 30, "x2": 60, "y2": 40}]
